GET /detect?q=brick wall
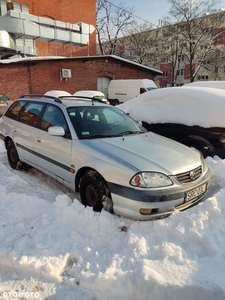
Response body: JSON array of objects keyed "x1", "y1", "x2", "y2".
[
  {"x1": 13, "y1": 0, "x2": 97, "y2": 56},
  {"x1": 0, "y1": 57, "x2": 157, "y2": 100}
]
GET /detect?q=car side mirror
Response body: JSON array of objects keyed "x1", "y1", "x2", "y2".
[{"x1": 48, "y1": 126, "x2": 65, "y2": 136}]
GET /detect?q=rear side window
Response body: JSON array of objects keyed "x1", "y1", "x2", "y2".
[
  {"x1": 18, "y1": 103, "x2": 44, "y2": 127},
  {"x1": 5, "y1": 100, "x2": 27, "y2": 120}
]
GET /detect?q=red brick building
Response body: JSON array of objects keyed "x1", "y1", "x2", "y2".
[
  {"x1": 0, "y1": 55, "x2": 161, "y2": 99},
  {"x1": 0, "y1": 1, "x2": 162, "y2": 99}
]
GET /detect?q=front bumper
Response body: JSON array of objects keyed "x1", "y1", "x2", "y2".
[{"x1": 109, "y1": 168, "x2": 211, "y2": 221}]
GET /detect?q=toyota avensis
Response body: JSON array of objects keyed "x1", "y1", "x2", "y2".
[{"x1": 0, "y1": 95, "x2": 211, "y2": 220}]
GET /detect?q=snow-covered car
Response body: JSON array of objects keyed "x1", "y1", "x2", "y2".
[
  {"x1": 119, "y1": 86, "x2": 225, "y2": 158},
  {"x1": 0, "y1": 94, "x2": 211, "y2": 220}
]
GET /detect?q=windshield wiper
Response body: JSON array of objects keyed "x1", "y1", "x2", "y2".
[
  {"x1": 119, "y1": 130, "x2": 145, "y2": 136},
  {"x1": 83, "y1": 134, "x2": 121, "y2": 139}
]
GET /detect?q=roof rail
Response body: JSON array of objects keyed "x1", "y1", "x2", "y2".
[
  {"x1": 58, "y1": 95, "x2": 95, "y2": 105},
  {"x1": 19, "y1": 94, "x2": 63, "y2": 103}
]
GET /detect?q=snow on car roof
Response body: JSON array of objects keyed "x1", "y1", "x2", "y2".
[
  {"x1": 119, "y1": 86, "x2": 225, "y2": 128},
  {"x1": 45, "y1": 90, "x2": 71, "y2": 97},
  {"x1": 183, "y1": 81, "x2": 225, "y2": 90}
]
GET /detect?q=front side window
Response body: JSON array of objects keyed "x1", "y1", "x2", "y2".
[{"x1": 40, "y1": 104, "x2": 67, "y2": 131}]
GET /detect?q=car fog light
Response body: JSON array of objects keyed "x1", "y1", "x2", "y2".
[{"x1": 139, "y1": 208, "x2": 152, "y2": 215}]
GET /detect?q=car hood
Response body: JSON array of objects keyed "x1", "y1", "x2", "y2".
[{"x1": 84, "y1": 132, "x2": 201, "y2": 175}]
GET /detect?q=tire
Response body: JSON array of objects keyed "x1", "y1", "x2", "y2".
[
  {"x1": 7, "y1": 140, "x2": 22, "y2": 169},
  {"x1": 80, "y1": 170, "x2": 113, "y2": 213}
]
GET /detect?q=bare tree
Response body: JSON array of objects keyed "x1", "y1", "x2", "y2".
[
  {"x1": 124, "y1": 22, "x2": 159, "y2": 65},
  {"x1": 163, "y1": 0, "x2": 223, "y2": 84},
  {"x1": 96, "y1": 0, "x2": 135, "y2": 55}
]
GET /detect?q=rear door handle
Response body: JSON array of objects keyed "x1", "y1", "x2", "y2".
[{"x1": 36, "y1": 138, "x2": 41, "y2": 143}]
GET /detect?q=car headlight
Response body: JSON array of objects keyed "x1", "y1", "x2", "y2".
[
  {"x1": 130, "y1": 172, "x2": 173, "y2": 188},
  {"x1": 200, "y1": 155, "x2": 207, "y2": 172}
]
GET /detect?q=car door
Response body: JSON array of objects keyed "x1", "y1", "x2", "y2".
[
  {"x1": 14, "y1": 102, "x2": 44, "y2": 164},
  {"x1": 33, "y1": 103, "x2": 74, "y2": 186}
]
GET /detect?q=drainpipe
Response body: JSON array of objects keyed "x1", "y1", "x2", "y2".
[{"x1": 27, "y1": 63, "x2": 32, "y2": 94}]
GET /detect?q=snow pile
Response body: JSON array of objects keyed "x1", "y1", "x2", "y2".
[
  {"x1": 119, "y1": 86, "x2": 225, "y2": 128},
  {"x1": 0, "y1": 145, "x2": 225, "y2": 299}
]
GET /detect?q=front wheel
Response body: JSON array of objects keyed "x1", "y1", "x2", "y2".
[
  {"x1": 80, "y1": 170, "x2": 113, "y2": 213},
  {"x1": 7, "y1": 140, "x2": 22, "y2": 169}
]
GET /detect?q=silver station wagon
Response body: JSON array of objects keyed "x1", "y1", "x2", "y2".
[{"x1": 0, "y1": 95, "x2": 211, "y2": 220}]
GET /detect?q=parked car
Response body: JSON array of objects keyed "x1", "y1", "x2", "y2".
[
  {"x1": 119, "y1": 86, "x2": 225, "y2": 158},
  {"x1": 73, "y1": 90, "x2": 110, "y2": 104},
  {"x1": 0, "y1": 94, "x2": 211, "y2": 220},
  {"x1": 0, "y1": 94, "x2": 10, "y2": 115}
]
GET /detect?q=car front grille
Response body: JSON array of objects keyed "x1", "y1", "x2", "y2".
[{"x1": 175, "y1": 166, "x2": 202, "y2": 184}]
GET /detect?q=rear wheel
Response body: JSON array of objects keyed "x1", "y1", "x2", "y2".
[
  {"x1": 7, "y1": 140, "x2": 22, "y2": 169},
  {"x1": 80, "y1": 170, "x2": 113, "y2": 213}
]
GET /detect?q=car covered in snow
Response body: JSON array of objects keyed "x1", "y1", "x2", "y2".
[
  {"x1": 119, "y1": 86, "x2": 225, "y2": 158},
  {"x1": 0, "y1": 94, "x2": 211, "y2": 220}
]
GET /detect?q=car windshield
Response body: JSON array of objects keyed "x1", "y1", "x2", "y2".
[{"x1": 67, "y1": 106, "x2": 146, "y2": 139}]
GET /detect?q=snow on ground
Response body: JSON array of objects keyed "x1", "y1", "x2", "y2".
[{"x1": 0, "y1": 139, "x2": 225, "y2": 300}]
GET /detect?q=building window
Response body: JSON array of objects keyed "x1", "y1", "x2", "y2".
[
  {"x1": 202, "y1": 60, "x2": 210, "y2": 65},
  {"x1": 220, "y1": 15, "x2": 225, "y2": 24},
  {"x1": 162, "y1": 44, "x2": 170, "y2": 50},
  {"x1": 205, "y1": 27, "x2": 213, "y2": 33},
  {"x1": 180, "y1": 24, "x2": 187, "y2": 31},
  {"x1": 178, "y1": 55, "x2": 185, "y2": 62},
  {"x1": 163, "y1": 30, "x2": 171, "y2": 37},
  {"x1": 197, "y1": 75, "x2": 209, "y2": 80},
  {"x1": 162, "y1": 57, "x2": 169, "y2": 63},
  {"x1": 162, "y1": 71, "x2": 168, "y2": 77}
]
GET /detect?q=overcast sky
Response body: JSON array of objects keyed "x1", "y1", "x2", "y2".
[{"x1": 112, "y1": 0, "x2": 225, "y2": 27}]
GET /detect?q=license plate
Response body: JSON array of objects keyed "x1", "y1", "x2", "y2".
[{"x1": 185, "y1": 183, "x2": 207, "y2": 202}]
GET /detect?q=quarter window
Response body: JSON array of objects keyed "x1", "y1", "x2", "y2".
[{"x1": 5, "y1": 100, "x2": 27, "y2": 120}]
